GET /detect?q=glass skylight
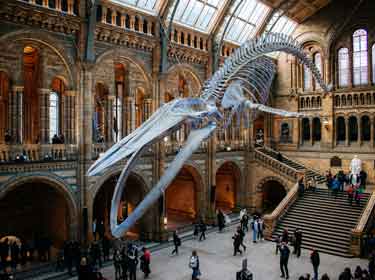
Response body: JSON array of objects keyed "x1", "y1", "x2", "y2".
[
  {"x1": 111, "y1": 0, "x2": 161, "y2": 14},
  {"x1": 220, "y1": 0, "x2": 270, "y2": 44},
  {"x1": 168, "y1": 0, "x2": 226, "y2": 32},
  {"x1": 265, "y1": 11, "x2": 297, "y2": 36}
]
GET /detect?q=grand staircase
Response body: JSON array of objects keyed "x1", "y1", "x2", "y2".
[
  {"x1": 256, "y1": 146, "x2": 326, "y2": 184},
  {"x1": 272, "y1": 188, "x2": 370, "y2": 257}
]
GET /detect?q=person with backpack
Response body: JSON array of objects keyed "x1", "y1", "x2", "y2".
[
  {"x1": 189, "y1": 250, "x2": 201, "y2": 280},
  {"x1": 140, "y1": 247, "x2": 151, "y2": 279},
  {"x1": 171, "y1": 230, "x2": 181, "y2": 256},
  {"x1": 232, "y1": 231, "x2": 242, "y2": 256},
  {"x1": 241, "y1": 212, "x2": 249, "y2": 232}
]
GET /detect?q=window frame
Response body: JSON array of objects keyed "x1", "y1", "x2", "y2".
[{"x1": 49, "y1": 91, "x2": 60, "y2": 142}]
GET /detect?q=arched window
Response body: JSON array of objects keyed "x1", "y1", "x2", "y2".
[
  {"x1": 336, "y1": 117, "x2": 346, "y2": 142},
  {"x1": 348, "y1": 116, "x2": 358, "y2": 142},
  {"x1": 348, "y1": 95, "x2": 352, "y2": 106},
  {"x1": 353, "y1": 29, "x2": 368, "y2": 86},
  {"x1": 300, "y1": 98, "x2": 304, "y2": 108},
  {"x1": 372, "y1": 44, "x2": 375, "y2": 84},
  {"x1": 335, "y1": 95, "x2": 340, "y2": 107},
  {"x1": 302, "y1": 118, "x2": 310, "y2": 142},
  {"x1": 303, "y1": 64, "x2": 312, "y2": 90},
  {"x1": 135, "y1": 88, "x2": 145, "y2": 128},
  {"x1": 49, "y1": 92, "x2": 59, "y2": 141},
  {"x1": 112, "y1": 97, "x2": 122, "y2": 142},
  {"x1": 338, "y1": 48, "x2": 349, "y2": 87},
  {"x1": 312, "y1": 118, "x2": 321, "y2": 142},
  {"x1": 341, "y1": 95, "x2": 346, "y2": 106},
  {"x1": 361, "y1": 115, "x2": 371, "y2": 141},
  {"x1": 314, "y1": 53, "x2": 322, "y2": 89}
]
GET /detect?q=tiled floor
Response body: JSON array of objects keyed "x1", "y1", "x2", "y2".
[{"x1": 70, "y1": 224, "x2": 367, "y2": 280}]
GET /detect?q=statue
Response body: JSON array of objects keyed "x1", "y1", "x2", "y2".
[
  {"x1": 350, "y1": 155, "x2": 362, "y2": 176},
  {"x1": 88, "y1": 33, "x2": 329, "y2": 238}
]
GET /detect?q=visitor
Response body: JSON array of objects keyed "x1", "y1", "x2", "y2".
[
  {"x1": 251, "y1": 217, "x2": 258, "y2": 243},
  {"x1": 189, "y1": 250, "x2": 201, "y2": 280},
  {"x1": 309, "y1": 177, "x2": 317, "y2": 192},
  {"x1": 140, "y1": 247, "x2": 151, "y2": 279},
  {"x1": 275, "y1": 234, "x2": 281, "y2": 255},
  {"x1": 348, "y1": 185, "x2": 354, "y2": 206},
  {"x1": 310, "y1": 248, "x2": 320, "y2": 280},
  {"x1": 237, "y1": 226, "x2": 246, "y2": 252},
  {"x1": 102, "y1": 236, "x2": 110, "y2": 262},
  {"x1": 277, "y1": 152, "x2": 283, "y2": 162},
  {"x1": 120, "y1": 246, "x2": 129, "y2": 280},
  {"x1": 241, "y1": 211, "x2": 249, "y2": 232},
  {"x1": 113, "y1": 249, "x2": 122, "y2": 280},
  {"x1": 321, "y1": 273, "x2": 330, "y2": 280},
  {"x1": 360, "y1": 170, "x2": 367, "y2": 190},
  {"x1": 282, "y1": 228, "x2": 289, "y2": 244},
  {"x1": 171, "y1": 230, "x2": 181, "y2": 256},
  {"x1": 232, "y1": 231, "x2": 242, "y2": 256},
  {"x1": 193, "y1": 223, "x2": 199, "y2": 239},
  {"x1": 4, "y1": 130, "x2": 11, "y2": 144},
  {"x1": 331, "y1": 176, "x2": 340, "y2": 199},
  {"x1": 52, "y1": 134, "x2": 60, "y2": 144},
  {"x1": 279, "y1": 242, "x2": 290, "y2": 279},
  {"x1": 294, "y1": 228, "x2": 302, "y2": 258},
  {"x1": 369, "y1": 253, "x2": 374, "y2": 279},
  {"x1": 338, "y1": 267, "x2": 353, "y2": 280},
  {"x1": 257, "y1": 217, "x2": 264, "y2": 240},
  {"x1": 354, "y1": 266, "x2": 362, "y2": 279},
  {"x1": 91, "y1": 241, "x2": 102, "y2": 268},
  {"x1": 325, "y1": 170, "x2": 333, "y2": 189},
  {"x1": 78, "y1": 257, "x2": 92, "y2": 280},
  {"x1": 199, "y1": 221, "x2": 206, "y2": 241},
  {"x1": 298, "y1": 177, "x2": 305, "y2": 197},
  {"x1": 338, "y1": 170, "x2": 345, "y2": 192},
  {"x1": 127, "y1": 244, "x2": 138, "y2": 280},
  {"x1": 59, "y1": 134, "x2": 65, "y2": 144},
  {"x1": 217, "y1": 210, "x2": 225, "y2": 233}
]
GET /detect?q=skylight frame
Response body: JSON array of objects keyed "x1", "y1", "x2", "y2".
[{"x1": 110, "y1": 0, "x2": 162, "y2": 15}]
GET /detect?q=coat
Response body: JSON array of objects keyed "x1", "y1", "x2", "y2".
[{"x1": 310, "y1": 250, "x2": 320, "y2": 267}]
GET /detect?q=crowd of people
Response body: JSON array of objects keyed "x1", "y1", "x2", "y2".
[{"x1": 324, "y1": 169, "x2": 367, "y2": 205}]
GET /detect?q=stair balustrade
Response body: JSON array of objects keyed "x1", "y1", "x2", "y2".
[
  {"x1": 263, "y1": 183, "x2": 299, "y2": 240},
  {"x1": 350, "y1": 191, "x2": 375, "y2": 256}
]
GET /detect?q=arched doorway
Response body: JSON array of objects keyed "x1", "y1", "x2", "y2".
[
  {"x1": 262, "y1": 180, "x2": 287, "y2": 213},
  {"x1": 92, "y1": 173, "x2": 150, "y2": 240},
  {"x1": 165, "y1": 166, "x2": 201, "y2": 229},
  {"x1": 215, "y1": 162, "x2": 240, "y2": 212},
  {"x1": 0, "y1": 180, "x2": 73, "y2": 260}
]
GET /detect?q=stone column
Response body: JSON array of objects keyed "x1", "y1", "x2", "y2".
[
  {"x1": 42, "y1": 0, "x2": 48, "y2": 7},
  {"x1": 111, "y1": 10, "x2": 117, "y2": 26},
  {"x1": 124, "y1": 97, "x2": 133, "y2": 135},
  {"x1": 120, "y1": 14, "x2": 125, "y2": 28},
  {"x1": 56, "y1": 0, "x2": 61, "y2": 11},
  {"x1": 147, "y1": 21, "x2": 152, "y2": 35},
  {"x1": 345, "y1": 117, "x2": 349, "y2": 146},
  {"x1": 370, "y1": 116, "x2": 374, "y2": 148},
  {"x1": 130, "y1": 15, "x2": 135, "y2": 30},
  {"x1": 101, "y1": 6, "x2": 107, "y2": 24},
  {"x1": 309, "y1": 118, "x2": 313, "y2": 146},
  {"x1": 39, "y1": 88, "x2": 50, "y2": 144},
  {"x1": 67, "y1": 0, "x2": 74, "y2": 14},
  {"x1": 11, "y1": 86, "x2": 24, "y2": 144},
  {"x1": 357, "y1": 116, "x2": 361, "y2": 146}
]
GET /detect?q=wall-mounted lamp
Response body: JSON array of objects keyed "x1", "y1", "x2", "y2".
[
  {"x1": 163, "y1": 216, "x2": 168, "y2": 226},
  {"x1": 323, "y1": 118, "x2": 330, "y2": 130},
  {"x1": 225, "y1": 145, "x2": 232, "y2": 152},
  {"x1": 163, "y1": 136, "x2": 169, "y2": 143}
]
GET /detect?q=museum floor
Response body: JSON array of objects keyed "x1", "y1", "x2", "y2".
[{"x1": 68, "y1": 224, "x2": 366, "y2": 280}]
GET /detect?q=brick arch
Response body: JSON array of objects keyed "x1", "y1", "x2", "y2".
[
  {"x1": 0, "y1": 173, "x2": 79, "y2": 239},
  {"x1": 294, "y1": 31, "x2": 329, "y2": 56},
  {"x1": 0, "y1": 29, "x2": 76, "y2": 89}
]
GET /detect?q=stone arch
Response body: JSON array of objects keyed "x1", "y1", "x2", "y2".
[
  {"x1": 294, "y1": 32, "x2": 329, "y2": 57},
  {"x1": 94, "y1": 49, "x2": 152, "y2": 94},
  {"x1": 0, "y1": 173, "x2": 79, "y2": 244},
  {"x1": 90, "y1": 168, "x2": 152, "y2": 240},
  {"x1": 256, "y1": 176, "x2": 289, "y2": 213},
  {"x1": 0, "y1": 29, "x2": 76, "y2": 89},
  {"x1": 215, "y1": 161, "x2": 242, "y2": 211},
  {"x1": 165, "y1": 163, "x2": 205, "y2": 227},
  {"x1": 164, "y1": 64, "x2": 203, "y2": 99}
]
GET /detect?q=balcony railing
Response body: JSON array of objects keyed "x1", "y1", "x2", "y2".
[{"x1": 0, "y1": 144, "x2": 78, "y2": 162}]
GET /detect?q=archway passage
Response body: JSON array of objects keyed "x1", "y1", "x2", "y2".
[
  {"x1": 165, "y1": 166, "x2": 199, "y2": 229},
  {"x1": 93, "y1": 173, "x2": 151, "y2": 241},
  {"x1": 0, "y1": 181, "x2": 71, "y2": 260},
  {"x1": 215, "y1": 162, "x2": 239, "y2": 212},
  {"x1": 262, "y1": 180, "x2": 287, "y2": 213}
]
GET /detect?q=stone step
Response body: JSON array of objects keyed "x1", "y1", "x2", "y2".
[
  {"x1": 292, "y1": 201, "x2": 366, "y2": 214},
  {"x1": 286, "y1": 207, "x2": 362, "y2": 222},
  {"x1": 276, "y1": 218, "x2": 356, "y2": 233}
]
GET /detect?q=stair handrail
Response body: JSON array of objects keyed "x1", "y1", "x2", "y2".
[
  {"x1": 350, "y1": 191, "x2": 375, "y2": 257},
  {"x1": 263, "y1": 183, "x2": 299, "y2": 240},
  {"x1": 254, "y1": 148, "x2": 304, "y2": 181},
  {"x1": 259, "y1": 146, "x2": 326, "y2": 180}
]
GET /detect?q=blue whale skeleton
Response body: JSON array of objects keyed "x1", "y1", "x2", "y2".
[{"x1": 88, "y1": 32, "x2": 329, "y2": 238}]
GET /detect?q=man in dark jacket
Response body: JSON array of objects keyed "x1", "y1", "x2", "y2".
[
  {"x1": 280, "y1": 242, "x2": 290, "y2": 279},
  {"x1": 310, "y1": 248, "x2": 320, "y2": 280},
  {"x1": 294, "y1": 229, "x2": 302, "y2": 258},
  {"x1": 217, "y1": 210, "x2": 225, "y2": 232}
]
